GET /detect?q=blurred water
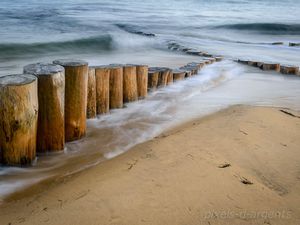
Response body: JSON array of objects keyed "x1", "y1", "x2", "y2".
[
  {"x1": 0, "y1": 0, "x2": 300, "y2": 200},
  {"x1": 0, "y1": 0, "x2": 299, "y2": 75}
]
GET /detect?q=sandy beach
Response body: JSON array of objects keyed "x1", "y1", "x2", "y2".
[{"x1": 0, "y1": 105, "x2": 299, "y2": 225}]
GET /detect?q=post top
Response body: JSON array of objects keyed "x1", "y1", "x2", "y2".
[
  {"x1": 186, "y1": 62, "x2": 200, "y2": 66},
  {"x1": 0, "y1": 74, "x2": 37, "y2": 87},
  {"x1": 281, "y1": 64, "x2": 298, "y2": 68},
  {"x1": 24, "y1": 63, "x2": 64, "y2": 76},
  {"x1": 172, "y1": 68, "x2": 186, "y2": 74},
  {"x1": 108, "y1": 64, "x2": 123, "y2": 69},
  {"x1": 149, "y1": 67, "x2": 170, "y2": 72},
  {"x1": 90, "y1": 65, "x2": 110, "y2": 69},
  {"x1": 125, "y1": 64, "x2": 148, "y2": 67},
  {"x1": 262, "y1": 62, "x2": 280, "y2": 65},
  {"x1": 53, "y1": 59, "x2": 88, "y2": 67},
  {"x1": 180, "y1": 65, "x2": 197, "y2": 70},
  {"x1": 108, "y1": 63, "x2": 124, "y2": 68}
]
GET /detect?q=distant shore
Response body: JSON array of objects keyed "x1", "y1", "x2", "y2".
[{"x1": 1, "y1": 105, "x2": 300, "y2": 225}]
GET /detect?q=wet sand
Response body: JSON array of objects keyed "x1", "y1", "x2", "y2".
[{"x1": 0, "y1": 105, "x2": 300, "y2": 225}]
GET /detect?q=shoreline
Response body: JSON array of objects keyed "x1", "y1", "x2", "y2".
[{"x1": 1, "y1": 105, "x2": 300, "y2": 224}]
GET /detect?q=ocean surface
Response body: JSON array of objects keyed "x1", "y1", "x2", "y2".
[{"x1": 0, "y1": 0, "x2": 300, "y2": 200}]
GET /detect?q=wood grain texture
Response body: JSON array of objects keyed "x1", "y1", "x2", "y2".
[
  {"x1": 0, "y1": 74, "x2": 38, "y2": 165},
  {"x1": 136, "y1": 65, "x2": 148, "y2": 99},
  {"x1": 123, "y1": 65, "x2": 138, "y2": 102},
  {"x1": 109, "y1": 65, "x2": 123, "y2": 109},
  {"x1": 53, "y1": 60, "x2": 88, "y2": 142},
  {"x1": 94, "y1": 66, "x2": 110, "y2": 114},
  {"x1": 87, "y1": 67, "x2": 96, "y2": 118},
  {"x1": 148, "y1": 69, "x2": 159, "y2": 91},
  {"x1": 24, "y1": 63, "x2": 65, "y2": 153}
]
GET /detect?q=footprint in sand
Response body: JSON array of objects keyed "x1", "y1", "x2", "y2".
[
  {"x1": 218, "y1": 163, "x2": 231, "y2": 168},
  {"x1": 240, "y1": 177, "x2": 253, "y2": 185}
]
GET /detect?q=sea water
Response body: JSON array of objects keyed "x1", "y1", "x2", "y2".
[{"x1": 0, "y1": 0, "x2": 299, "y2": 200}]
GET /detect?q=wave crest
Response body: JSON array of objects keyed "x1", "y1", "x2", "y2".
[
  {"x1": 215, "y1": 23, "x2": 300, "y2": 35},
  {"x1": 0, "y1": 35, "x2": 113, "y2": 60}
]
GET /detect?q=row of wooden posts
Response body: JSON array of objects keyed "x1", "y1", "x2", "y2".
[
  {"x1": 167, "y1": 41, "x2": 300, "y2": 76},
  {"x1": 0, "y1": 57, "x2": 219, "y2": 166},
  {"x1": 236, "y1": 59, "x2": 300, "y2": 75}
]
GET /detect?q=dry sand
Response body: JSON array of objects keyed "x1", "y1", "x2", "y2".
[{"x1": 0, "y1": 105, "x2": 300, "y2": 225}]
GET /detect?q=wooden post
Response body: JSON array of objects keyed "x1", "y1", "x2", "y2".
[
  {"x1": 167, "y1": 70, "x2": 173, "y2": 85},
  {"x1": 53, "y1": 59, "x2": 88, "y2": 142},
  {"x1": 181, "y1": 65, "x2": 198, "y2": 75},
  {"x1": 256, "y1": 62, "x2": 264, "y2": 69},
  {"x1": 136, "y1": 65, "x2": 148, "y2": 99},
  {"x1": 23, "y1": 63, "x2": 65, "y2": 153},
  {"x1": 123, "y1": 64, "x2": 138, "y2": 102},
  {"x1": 187, "y1": 62, "x2": 203, "y2": 70},
  {"x1": 203, "y1": 59, "x2": 212, "y2": 65},
  {"x1": 108, "y1": 64, "x2": 123, "y2": 109},
  {"x1": 94, "y1": 66, "x2": 110, "y2": 114},
  {"x1": 261, "y1": 62, "x2": 280, "y2": 72},
  {"x1": 248, "y1": 61, "x2": 258, "y2": 67},
  {"x1": 148, "y1": 68, "x2": 159, "y2": 91},
  {"x1": 173, "y1": 69, "x2": 186, "y2": 82},
  {"x1": 203, "y1": 57, "x2": 216, "y2": 64},
  {"x1": 215, "y1": 56, "x2": 223, "y2": 62},
  {"x1": 271, "y1": 42, "x2": 284, "y2": 45},
  {"x1": 151, "y1": 67, "x2": 169, "y2": 87},
  {"x1": 178, "y1": 67, "x2": 192, "y2": 78},
  {"x1": 184, "y1": 70, "x2": 192, "y2": 78},
  {"x1": 237, "y1": 59, "x2": 249, "y2": 65},
  {"x1": 198, "y1": 62, "x2": 206, "y2": 69},
  {"x1": 0, "y1": 74, "x2": 38, "y2": 166},
  {"x1": 289, "y1": 42, "x2": 300, "y2": 47},
  {"x1": 87, "y1": 67, "x2": 96, "y2": 119},
  {"x1": 182, "y1": 48, "x2": 192, "y2": 52},
  {"x1": 186, "y1": 50, "x2": 201, "y2": 56},
  {"x1": 159, "y1": 68, "x2": 170, "y2": 87},
  {"x1": 280, "y1": 65, "x2": 299, "y2": 75},
  {"x1": 202, "y1": 53, "x2": 214, "y2": 57}
]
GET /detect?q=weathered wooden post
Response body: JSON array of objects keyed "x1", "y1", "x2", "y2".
[
  {"x1": 198, "y1": 62, "x2": 206, "y2": 69},
  {"x1": 123, "y1": 64, "x2": 138, "y2": 102},
  {"x1": 136, "y1": 65, "x2": 148, "y2": 99},
  {"x1": 237, "y1": 59, "x2": 249, "y2": 65},
  {"x1": 203, "y1": 59, "x2": 212, "y2": 65},
  {"x1": 173, "y1": 69, "x2": 186, "y2": 82},
  {"x1": 53, "y1": 59, "x2": 88, "y2": 142},
  {"x1": 0, "y1": 74, "x2": 38, "y2": 165},
  {"x1": 215, "y1": 56, "x2": 223, "y2": 62},
  {"x1": 186, "y1": 50, "x2": 204, "y2": 56},
  {"x1": 280, "y1": 65, "x2": 299, "y2": 75},
  {"x1": 180, "y1": 66, "x2": 193, "y2": 77},
  {"x1": 180, "y1": 65, "x2": 198, "y2": 75},
  {"x1": 203, "y1": 57, "x2": 216, "y2": 64},
  {"x1": 23, "y1": 63, "x2": 65, "y2": 153},
  {"x1": 148, "y1": 68, "x2": 159, "y2": 91},
  {"x1": 261, "y1": 62, "x2": 280, "y2": 72},
  {"x1": 94, "y1": 66, "x2": 110, "y2": 114},
  {"x1": 271, "y1": 42, "x2": 284, "y2": 45},
  {"x1": 87, "y1": 67, "x2": 96, "y2": 118},
  {"x1": 108, "y1": 64, "x2": 123, "y2": 109},
  {"x1": 202, "y1": 53, "x2": 214, "y2": 57},
  {"x1": 187, "y1": 62, "x2": 203, "y2": 70},
  {"x1": 184, "y1": 70, "x2": 192, "y2": 78},
  {"x1": 289, "y1": 42, "x2": 300, "y2": 47},
  {"x1": 157, "y1": 67, "x2": 170, "y2": 87},
  {"x1": 256, "y1": 62, "x2": 264, "y2": 69},
  {"x1": 167, "y1": 70, "x2": 173, "y2": 85},
  {"x1": 248, "y1": 60, "x2": 258, "y2": 67}
]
